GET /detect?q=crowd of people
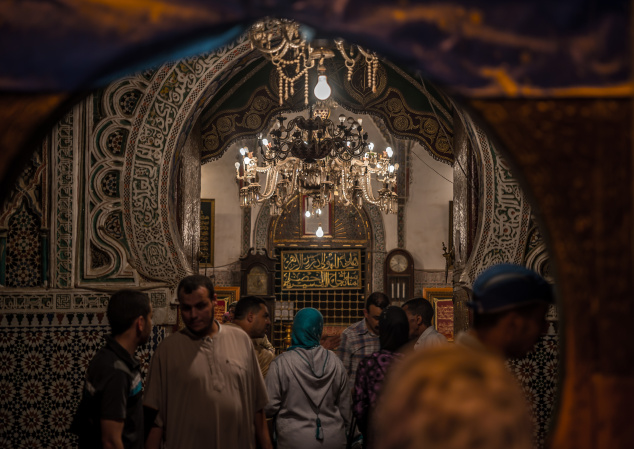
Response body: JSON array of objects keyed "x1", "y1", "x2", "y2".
[{"x1": 71, "y1": 263, "x2": 553, "y2": 449}]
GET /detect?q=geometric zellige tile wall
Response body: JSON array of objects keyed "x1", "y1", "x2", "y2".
[
  {"x1": 507, "y1": 335, "x2": 559, "y2": 449},
  {"x1": 0, "y1": 325, "x2": 164, "y2": 449}
]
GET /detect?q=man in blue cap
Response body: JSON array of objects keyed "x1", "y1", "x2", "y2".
[{"x1": 456, "y1": 263, "x2": 553, "y2": 359}]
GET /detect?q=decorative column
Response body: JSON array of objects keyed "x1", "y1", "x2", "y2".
[
  {"x1": 396, "y1": 140, "x2": 412, "y2": 249},
  {"x1": 40, "y1": 229, "x2": 49, "y2": 287},
  {"x1": 452, "y1": 110, "x2": 472, "y2": 334},
  {"x1": 51, "y1": 108, "x2": 75, "y2": 288},
  {"x1": 0, "y1": 229, "x2": 6, "y2": 286},
  {"x1": 242, "y1": 207, "x2": 252, "y2": 256}
]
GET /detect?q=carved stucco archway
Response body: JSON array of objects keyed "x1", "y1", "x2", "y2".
[
  {"x1": 458, "y1": 111, "x2": 533, "y2": 287},
  {"x1": 121, "y1": 35, "x2": 256, "y2": 284}
]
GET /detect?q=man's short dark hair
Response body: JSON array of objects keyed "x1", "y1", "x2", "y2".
[
  {"x1": 402, "y1": 297, "x2": 435, "y2": 327},
  {"x1": 107, "y1": 290, "x2": 151, "y2": 336},
  {"x1": 177, "y1": 275, "x2": 214, "y2": 301},
  {"x1": 234, "y1": 296, "x2": 267, "y2": 320},
  {"x1": 365, "y1": 292, "x2": 390, "y2": 311}
]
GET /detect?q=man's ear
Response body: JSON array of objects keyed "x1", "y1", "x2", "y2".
[
  {"x1": 247, "y1": 311, "x2": 255, "y2": 323},
  {"x1": 135, "y1": 315, "x2": 145, "y2": 333}
]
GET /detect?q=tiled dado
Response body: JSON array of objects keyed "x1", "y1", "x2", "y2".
[
  {"x1": 0, "y1": 325, "x2": 165, "y2": 449},
  {"x1": 0, "y1": 289, "x2": 173, "y2": 326},
  {"x1": 0, "y1": 290, "x2": 169, "y2": 310}
]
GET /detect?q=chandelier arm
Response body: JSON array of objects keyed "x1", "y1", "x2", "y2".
[
  {"x1": 259, "y1": 167, "x2": 278, "y2": 200},
  {"x1": 340, "y1": 168, "x2": 354, "y2": 206},
  {"x1": 361, "y1": 172, "x2": 381, "y2": 205}
]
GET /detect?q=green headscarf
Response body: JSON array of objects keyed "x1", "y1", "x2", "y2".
[{"x1": 289, "y1": 308, "x2": 323, "y2": 349}]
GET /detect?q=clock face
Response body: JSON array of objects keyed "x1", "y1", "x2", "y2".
[
  {"x1": 389, "y1": 254, "x2": 409, "y2": 273},
  {"x1": 247, "y1": 266, "x2": 268, "y2": 295}
]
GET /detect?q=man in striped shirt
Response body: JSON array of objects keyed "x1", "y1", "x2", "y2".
[{"x1": 336, "y1": 292, "x2": 391, "y2": 386}]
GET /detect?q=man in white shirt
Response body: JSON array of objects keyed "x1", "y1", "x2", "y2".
[{"x1": 402, "y1": 297, "x2": 448, "y2": 350}]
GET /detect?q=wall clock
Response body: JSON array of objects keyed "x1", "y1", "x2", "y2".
[
  {"x1": 240, "y1": 248, "x2": 277, "y2": 340},
  {"x1": 384, "y1": 249, "x2": 414, "y2": 304}
]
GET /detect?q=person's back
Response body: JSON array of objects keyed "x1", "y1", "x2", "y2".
[
  {"x1": 266, "y1": 308, "x2": 351, "y2": 449},
  {"x1": 267, "y1": 346, "x2": 350, "y2": 448},
  {"x1": 353, "y1": 306, "x2": 410, "y2": 448}
]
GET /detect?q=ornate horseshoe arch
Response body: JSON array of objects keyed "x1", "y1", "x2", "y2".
[{"x1": 121, "y1": 35, "x2": 256, "y2": 284}]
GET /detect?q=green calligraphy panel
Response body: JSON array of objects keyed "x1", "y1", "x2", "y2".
[{"x1": 281, "y1": 250, "x2": 361, "y2": 290}]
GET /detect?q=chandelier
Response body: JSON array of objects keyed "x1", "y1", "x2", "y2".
[
  {"x1": 248, "y1": 18, "x2": 379, "y2": 106},
  {"x1": 236, "y1": 19, "x2": 398, "y2": 219}
]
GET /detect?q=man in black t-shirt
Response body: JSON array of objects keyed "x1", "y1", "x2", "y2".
[{"x1": 70, "y1": 290, "x2": 153, "y2": 449}]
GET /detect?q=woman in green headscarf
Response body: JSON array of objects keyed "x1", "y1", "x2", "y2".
[{"x1": 265, "y1": 308, "x2": 351, "y2": 449}]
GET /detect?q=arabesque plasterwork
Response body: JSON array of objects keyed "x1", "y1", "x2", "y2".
[
  {"x1": 121, "y1": 36, "x2": 255, "y2": 285},
  {"x1": 459, "y1": 113, "x2": 533, "y2": 287}
]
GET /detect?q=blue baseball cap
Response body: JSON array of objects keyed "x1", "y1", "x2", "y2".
[{"x1": 467, "y1": 264, "x2": 553, "y2": 314}]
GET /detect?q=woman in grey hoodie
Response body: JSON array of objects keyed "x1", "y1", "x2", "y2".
[{"x1": 265, "y1": 308, "x2": 351, "y2": 449}]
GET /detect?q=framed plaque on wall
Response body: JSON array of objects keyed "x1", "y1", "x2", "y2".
[
  {"x1": 200, "y1": 198, "x2": 215, "y2": 267},
  {"x1": 423, "y1": 287, "x2": 454, "y2": 341}
]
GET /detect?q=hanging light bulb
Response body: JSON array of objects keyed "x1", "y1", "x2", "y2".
[
  {"x1": 305, "y1": 210, "x2": 311, "y2": 218},
  {"x1": 386, "y1": 146, "x2": 393, "y2": 157},
  {"x1": 316, "y1": 224, "x2": 324, "y2": 238},
  {"x1": 313, "y1": 59, "x2": 331, "y2": 100},
  {"x1": 314, "y1": 75, "x2": 331, "y2": 100}
]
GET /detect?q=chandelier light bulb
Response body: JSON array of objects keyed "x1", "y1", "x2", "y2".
[
  {"x1": 240, "y1": 147, "x2": 247, "y2": 156},
  {"x1": 368, "y1": 142, "x2": 374, "y2": 151},
  {"x1": 388, "y1": 164, "x2": 395, "y2": 173},
  {"x1": 244, "y1": 156, "x2": 251, "y2": 164},
  {"x1": 262, "y1": 138, "x2": 269, "y2": 146},
  {"x1": 386, "y1": 146, "x2": 393, "y2": 157},
  {"x1": 305, "y1": 210, "x2": 311, "y2": 218},
  {"x1": 316, "y1": 224, "x2": 324, "y2": 238},
  {"x1": 314, "y1": 75, "x2": 332, "y2": 100},
  {"x1": 234, "y1": 162, "x2": 241, "y2": 169},
  {"x1": 316, "y1": 208, "x2": 322, "y2": 215}
]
